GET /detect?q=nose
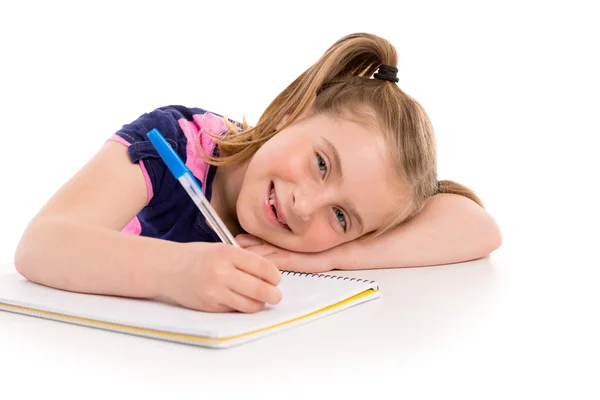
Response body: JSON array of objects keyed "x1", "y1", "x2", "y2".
[{"x1": 291, "y1": 184, "x2": 327, "y2": 221}]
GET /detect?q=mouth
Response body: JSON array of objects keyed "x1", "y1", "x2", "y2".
[{"x1": 265, "y1": 181, "x2": 291, "y2": 231}]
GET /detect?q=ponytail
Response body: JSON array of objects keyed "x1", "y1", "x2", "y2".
[{"x1": 202, "y1": 33, "x2": 399, "y2": 166}]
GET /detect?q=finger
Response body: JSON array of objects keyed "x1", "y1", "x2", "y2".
[
  {"x1": 204, "y1": 303, "x2": 236, "y2": 313},
  {"x1": 264, "y1": 252, "x2": 330, "y2": 274},
  {"x1": 235, "y1": 234, "x2": 264, "y2": 248},
  {"x1": 228, "y1": 268, "x2": 282, "y2": 305},
  {"x1": 220, "y1": 289, "x2": 266, "y2": 314},
  {"x1": 230, "y1": 248, "x2": 281, "y2": 286},
  {"x1": 244, "y1": 244, "x2": 279, "y2": 258},
  {"x1": 178, "y1": 297, "x2": 234, "y2": 313}
]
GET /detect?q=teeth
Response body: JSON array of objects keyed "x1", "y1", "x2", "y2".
[
  {"x1": 269, "y1": 187, "x2": 276, "y2": 206},
  {"x1": 268, "y1": 185, "x2": 288, "y2": 228}
]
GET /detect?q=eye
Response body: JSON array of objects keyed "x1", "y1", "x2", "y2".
[
  {"x1": 333, "y1": 207, "x2": 348, "y2": 232},
  {"x1": 316, "y1": 153, "x2": 327, "y2": 177},
  {"x1": 316, "y1": 152, "x2": 348, "y2": 232}
]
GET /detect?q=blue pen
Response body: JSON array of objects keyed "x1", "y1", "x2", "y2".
[{"x1": 147, "y1": 128, "x2": 240, "y2": 247}]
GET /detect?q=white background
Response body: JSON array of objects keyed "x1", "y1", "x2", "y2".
[{"x1": 0, "y1": 0, "x2": 599, "y2": 398}]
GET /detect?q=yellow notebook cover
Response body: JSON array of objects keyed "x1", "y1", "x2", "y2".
[{"x1": 0, "y1": 271, "x2": 380, "y2": 348}]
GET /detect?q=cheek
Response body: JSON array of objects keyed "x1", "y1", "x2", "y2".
[
  {"x1": 267, "y1": 149, "x2": 308, "y2": 180},
  {"x1": 236, "y1": 200, "x2": 254, "y2": 231},
  {"x1": 290, "y1": 223, "x2": 346, "y2": 252}
]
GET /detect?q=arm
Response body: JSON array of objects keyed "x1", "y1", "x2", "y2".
[
  {"x1": 329, "y1": 193, "x2": 502, "y2": 270},
  {"x1": 238, "y1": 193, "x2": 501, "y2": 272},
  {"x1": 14, "y1": 141, "x2": 184, "y2": 297},
  {"x1": 14, "y1": 142, "x2": 280, "y2": 312}
]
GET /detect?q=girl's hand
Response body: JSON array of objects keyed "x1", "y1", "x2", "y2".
[
  {"x1": 236, "y1": 234, "x2": 334, "y2": 274},
  {"x1": 160, "y1": 242, "x2": 282, "y2": 313}
]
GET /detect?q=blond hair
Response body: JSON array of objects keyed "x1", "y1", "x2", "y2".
[{"x1": 203, "y1": 33, "x2": 483, "y2": 237}]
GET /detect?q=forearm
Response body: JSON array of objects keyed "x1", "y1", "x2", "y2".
[
  {"x1": 330, "y1": 194, "x2": 502, "y2": 270},
  {"x1": 14, "y1": 216, "x2": 187, "y2": 298}
]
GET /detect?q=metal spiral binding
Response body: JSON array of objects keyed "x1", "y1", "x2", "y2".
[{"x1": 281, "y1": 270, "x2": 377, "y2": 285}]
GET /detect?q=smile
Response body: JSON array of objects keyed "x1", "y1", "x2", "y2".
[{"x1": 265, "y1": 181, "x2": 290, "y2": 231}]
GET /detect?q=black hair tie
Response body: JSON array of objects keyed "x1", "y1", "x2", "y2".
[{"x1": 373, "y1": 64, "x2": 399, "y2": 83}]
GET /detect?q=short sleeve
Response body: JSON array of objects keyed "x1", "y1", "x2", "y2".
[{"x1": 108, "y1": 105, "x2": 203, "y2": 207}]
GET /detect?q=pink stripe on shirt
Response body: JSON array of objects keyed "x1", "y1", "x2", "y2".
[
  {"x1": 107, "y1": 134, "x2": 154, "y2": 205},
  {"x1": 106, "y1": 135, "x2": 152, "y2": 237},
  {"x1": 121, "y1": 215, "x2": 142, "y2": 236},
  {"x1": 178, "y1": 112, "x2": 227, "y2": 191}
]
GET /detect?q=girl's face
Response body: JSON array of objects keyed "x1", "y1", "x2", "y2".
[{"x1": 236, "y1": 112, "x2": 402, "y2": 252}]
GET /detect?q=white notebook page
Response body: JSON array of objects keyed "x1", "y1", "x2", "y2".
[{"x1": 0, "y1": 272, "x2": 379, "y2": 339}]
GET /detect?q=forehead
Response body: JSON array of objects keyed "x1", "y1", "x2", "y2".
[{"x1": 312, "y1": 114, "x2": 403, "y2": 231}]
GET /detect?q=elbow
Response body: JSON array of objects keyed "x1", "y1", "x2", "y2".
[
  {"x1": 480, "y1": 216, "x2": 503, "y2": 258},
  {"x1": 490, "y1": 214, "x2": 503, "y2": 251},
  {"x1": 488, "y1": 226, "x2": 503, "y2": 254},
  {"x1": 13, "y1": 220, "x2": 47, "y2": 282},
  {"x1": 494, "y1": 222, "x2": 503, "y2": 250},
  {"x1": 14, "y1": 227, "x2": 35, "y2": 280}
]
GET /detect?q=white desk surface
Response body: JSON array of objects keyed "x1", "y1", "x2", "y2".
[{"x1": 1, "y1": 240, "x2": 598, "y2": 399}]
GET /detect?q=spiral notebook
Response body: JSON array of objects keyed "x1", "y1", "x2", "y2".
[{"x1": 0, "y1": 271, "x2": 380, "y2": 348}]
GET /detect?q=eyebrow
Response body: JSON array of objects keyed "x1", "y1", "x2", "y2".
[{"x1": 321, "y1": 136, "x2": 364, "y2": 233}]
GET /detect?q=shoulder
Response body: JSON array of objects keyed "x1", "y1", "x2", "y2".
[
  {"x1": 116, "y1": 105, "x2": 209, "y2": 138},
  {"x1": 113, "y1": 105, "x2": 232, "y2": 150}
]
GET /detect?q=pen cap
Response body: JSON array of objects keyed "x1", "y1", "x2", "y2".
[{"x1": 147, "y1": 128, "x2": 188, "y2": 179}]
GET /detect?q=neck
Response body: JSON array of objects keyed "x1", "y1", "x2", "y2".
[{"x1": 210, "y1": 157, "x2": 250, "y2": 237}]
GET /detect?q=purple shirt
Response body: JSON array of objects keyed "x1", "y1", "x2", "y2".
[{"x1": 108, "y1": 105, "x2": 232, "y2": 243}]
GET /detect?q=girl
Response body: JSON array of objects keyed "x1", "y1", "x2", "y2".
[{"x1": 14, "y1": 33, "x2": 501, "y2": 313}]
